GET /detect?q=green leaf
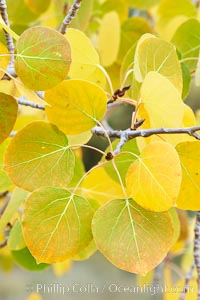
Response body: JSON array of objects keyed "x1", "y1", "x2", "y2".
[
  {"x1": 176, "y1": 141, "x2": 200, "y2": 210},
  {"x1": 12, "y1": 247, "x2": 49, "y2": 271},
  {"x1": 4, "y1": 121, "x2": 75, "y2": 191},
  {"x1": 0, "y1": 188, "x2": 28, "y2": 233},
  {"x1": 126, "y1": 142, "x2": 182, "y2": 212},
  {"x1": 92, "y1": 199, "x2": 175, "y2": 274},
  {"x1": 134, "y1": 34, "x2": 183, "y2": 93},
  {"x1": 181, "y1": 62, "x2": 191, "y2": 99},
  {"x1": 22, "y1": 187, "x2": 95, "y2": 263},
  {"x1": 8, "y1": 220, "x2": 26, "y2": 251},
  {"x1": 15, "y1": 26, "x2": 71, "y2": 90},
  {"x1": 172, "y1": 19, "x2": 200, "y2": 71},
  {"x1": 45, "y1": 80, "x2": 107, "y2": 135},
  {"x1": 118, "y1": 17, "x2": 152, "y2": 64},
  {"x1": 0, "y1": 93, "x2": 18, "y2": 144}
]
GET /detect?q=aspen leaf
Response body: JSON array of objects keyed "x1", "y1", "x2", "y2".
[
  {"x1": 118, "y1": 17, "x2": 152, "y2": 63},
  {"x1": 72, "y1": 240, "x2": 96, "y2": 261},
  {"x1": 45, "y1": 80, "x2": 107, "y2": 135},
  {"x1": 98, "y1": 11, "x2": 120, "y2": 67},
  {"x1": 126, "y1": 142, "x2": 182, "y2": 212},
  {"x1": 0, "y1": 80, "x2": 20, "y2": 98},
  {"x1": 127, "y1": 0, "x2": 160, "y2": 9},
  {"x1": 15, "y1": 26, "x2": 71, "y2": 90},
  {"x1": 92, "y1": 199, "x2": 175, "y2": 274},
  {"x1": 8, "y1": 220, "x2": 26, "y2": 251},
  {"x1": 25, "y1": 0, "x2": 51, "y2": 14},
  {"x1": 12, "y1": 247, "x2": 49, "y2": 271},
  {"x1": 134, "y1": 34, "x2": 183, "y2": 93},
  {"x1": 65, "y1": 29, "x2": 106, "y2": 87},
  {"x1": 176, "y1": 141, "x2": 200, "y2": 210},
  {"x1": 70, "y1": 0, "x2": 93, "y2": 31},
  {"x1": 22, "y1": 187, "x2": 94, "y2": 263},
  {"x1": 0, "y1": 42, "x2": 10, "y2": 79},
  {"x1": 0, "y1": 93, "x2": 18, "y2": 144},
  {"x1": 172, "y1": 19, "x2": 200, "y2": 71},
  {"x1": 0, "y1": 170, "x2": 13, "y2": 192},
  {"x1": 53, "y1": 260, "x2": 72, "y2": 277},
  {"x1": 4, "y1": 121, "x2": 75, "y2": 191},
  {"x1": 0, "y1": 188, "x2": 28, "y2": 233},
  {"x1": 80, "y1": 167, "x2": 125, "y2": 205},
  {"x1": 7, "y1": 0, "x2": 38, "y2": 25},
  {"x1": 139, "y1": 72, "x2": 184, "y2": 145},
  {"x1": 195, "y1": 52, "x2": 200, "y2": 87},
  {"x1": 0, "y1": 16, "x2": 19, "y2": 40},
  {"x1": 27, "y1": 293, "x2": 43, "y2": 300}
]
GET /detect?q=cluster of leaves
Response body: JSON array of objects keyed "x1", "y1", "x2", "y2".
[{"x1": 0, "y1": 0, "x2": 200, "y2": 289}]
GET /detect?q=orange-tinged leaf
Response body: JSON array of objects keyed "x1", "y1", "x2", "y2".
[
  {"x1": 45, "y1": 79, "x2": 107, "y2": 135},
  {"x1": 176, "y1": 141, "x2": 200, "y2": 210},
  {"x1": 0, "y1": 93, "x2": 18, "y2": 144},
  {"x1": 92, "y1": 199, "x2": 175, "y2": 274},
  {"x1": 22, "y1": 187, "x2": 94, "y2": 263},
  {"x1": 126, "y1": 142, "x2": 182, "y2": 212},
  {"x1": 4, "y1": 121, "x2": 75, "y2": 191},
  {"x1": 15, "y1": 26, "x2": 71, "y2": 90}
]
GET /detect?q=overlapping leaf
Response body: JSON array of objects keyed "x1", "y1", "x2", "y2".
[
  {"x1": 65, "y1": 28, "x2": 106, "y2": 87},
  {"x1": 0, "y1": 42, "x2": 10, "y2": 79},
  {"x1": 4, "y1": 121, "x2": 75, "y2": 191},
  {"x1": 7, "y1": 0, "x2": 38, "y2": 25},
  {"x1": 92, "y1": 199, "x2": 175, "y2": 274},
  {"x1": 172, "y1": 19, "x2": 200, "y2": 71},
  {"x1": 45, "y1": 79, "x2": 107, "y2": 135},
  {"x1": 15, "y1": 26, "x2": 71, "y2": 90},
  {"x1": 176, "y1": 141, "x2": 200, "y2": 210},
  {"x1": 98, "y1": 11, "x2": 120, "y2": 67},
  {"x1": 22, "y1": 187, "x2": 94, "y2": 263},
  {"x1": 0, "y1": 93, "x2": 18, "y2": 144},
  {"x1": 25, "y1": 0, "x2": 51, "y2": 14},
  {"x1": 126, "y1": 142, "x2": 182, "y2": 212},
  {"x1": 134, "y1": 34, "x2": 183, "y2": 93},
  {"x1": 139, "y1": 71, "x2": 184, "y2": 145}
]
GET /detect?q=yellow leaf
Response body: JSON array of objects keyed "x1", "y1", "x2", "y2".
[
  {"x1": 53, "y1": 260, "x2": 72, "y2": 277},
  {"x1": 164, "y1": 279, "x2": 197, "y2": 300},
  {"x1": 126, "y1": 142, "x2": 182, "y2": 212},
  {"x1": 65, "y1": 28, "x2": 106, "y2": 87},
  {"x1": 176, "y1": 141, "x2": 200, "y2": 210},
  {"x1": 45, "y1": 79, "x2": 107, "y2": 135},
  {"x1": 0, "y1": 42, "x2": 10, "y2": 79},
  {"x1": 139, "y1": 71, "x2": 184, "y2": 145},
  {"x1": 80, "y1": 167, "x2": 125, "y2": 205},
  {"x1": 98, "y1": 11, "x2": 120, "y2": 67},
  {"x1": 0, "y1": 80, "x2": 20, "y2": 98},
  {"x1": 27, "y1": 293, "x2": 43, "y2": 300}
]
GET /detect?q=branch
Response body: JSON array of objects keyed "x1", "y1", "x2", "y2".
[
  {"x1": 91, "y1": 125, "x2": 200, "y2": 155},
  {"x1": 194, "y1": 211, "x2": 200, "y2": 300},
  {"x1": 59, "y1": 0, "x2": 82, "y2": 34},
  {"x1": 179, "y1": 262, "x2": 195, "y2": 300},
  {"x1": 0, "y1": 0, "x2": 15, "y2": 66},
  {"x1": 17, "y1": 97, "x2": 45, "y2": 110}
]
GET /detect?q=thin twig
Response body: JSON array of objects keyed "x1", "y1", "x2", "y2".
[
  {"x1": 59, "y1": 0, "x2": 82, "y2": 34},
  {"x1": 194, "y1": 211, "x2": 200, "y2": 300},
  {"x1": 0, "y1": 0, "x2": 15, "y2": 66},
  {"x1": 179, "y1": 262, "x2": 195, "y2": 300}
]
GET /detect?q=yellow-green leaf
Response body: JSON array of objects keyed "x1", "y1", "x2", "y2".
[
  {"x1": 0, "y1": 93, "x2": 18, "y2": 144},
  {"x1": 15, "y1": 26, "x2": 71, "y2": 91},
  {"x1": 25, "y1": 0, "x2": 51, "y2": 14},
  {"x1": 65, "y1": 28, "x2": 106, "y2": 87},
  {"x1": 0, "y1": 42, "x2": 10, "y2": 79},
  {"x1": 118, "y1": 17, "x2": 152, "y2": 64},
  {"x1": 134, "y1": 34, "x2": 183, "y2": 93},
  {"x1": 22, "y1": 187, "x2": 94, "y2": 263},
  {"x1": 8, "y1": 220, "x2": 26, "y2": 251},
  {"x1": 0, "y1": 169, "x2": 13, "y2": 192},
  {"x1": 45, "y1": 79, "x2": 107, "y2": 135},
  {"x1": 127, "y1": 0, "x2": 160, "y2": 9},
  {"x1": 176, "y1": 141, "x2": 200, "y2": 210},
  {"x1": 126, "y1": 142, "x2": 182, "y2": 212},
  {"x1": 98, "y1": 11, "x2": 120, "y2": 67},
  {"x1": 7, "y1": 0, "x2": 38, "y2": 25},
  {"x1": 4, "y1": 121, "x2": 75, "y2": 191},
  {"x1": 0, "y1": 187, "x2": 28, "y2": 233},
  {"x1": 0, "y1": 17, "x2": 19, "y2": 40},
  {"x1": 92, "y1": 199, "x2": 175, "y2": 274}
]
